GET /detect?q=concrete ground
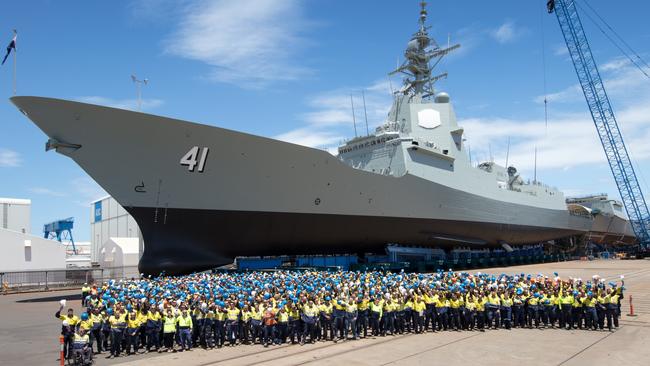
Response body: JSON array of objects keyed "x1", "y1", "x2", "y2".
[{"x1": 2, "y1": 259, "x2": 649, "y2": 366}]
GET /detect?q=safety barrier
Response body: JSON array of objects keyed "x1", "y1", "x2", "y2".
[
  {"x1": 59, "y1": 335, "x2": 64, "y2": 366},
  {"x1": 0, "y1": 266, "x2": 140, "y2": 293}
]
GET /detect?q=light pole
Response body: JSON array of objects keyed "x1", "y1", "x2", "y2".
[{"x1": 131, "y1": 74, "x2": 148, "y2": 111}]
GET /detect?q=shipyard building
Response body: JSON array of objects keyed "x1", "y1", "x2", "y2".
[
  {"x1": 0, "y1": 197, "x2": 67, "y2": 271},
  {"x1": 90, "y1": 196, "x2": 143, "y2": 268}
]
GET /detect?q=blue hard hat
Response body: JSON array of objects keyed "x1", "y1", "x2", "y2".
[{"x1": 81, "y1": 312, "x2": 89, "y2": 321}]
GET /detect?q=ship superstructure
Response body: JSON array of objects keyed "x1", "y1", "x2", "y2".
[{"x1": 338, "y1": 2, "x2": 568, "y2": 213}]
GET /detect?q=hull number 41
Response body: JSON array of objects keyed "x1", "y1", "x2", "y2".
[{"x1": 180, "y1": 146, "x2": 209, "y2": 172}]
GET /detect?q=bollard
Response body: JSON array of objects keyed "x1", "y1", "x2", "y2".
[
  {"x1": 627, "y1": 295, "x2": 637, "y2": 317},
  {"x1": 59, "y1": 335, "x2": 65, "y2": 366}
]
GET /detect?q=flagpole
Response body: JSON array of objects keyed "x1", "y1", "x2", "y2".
[{"x1": 12, "y1": 45, "x2": 16, "y2": 96}]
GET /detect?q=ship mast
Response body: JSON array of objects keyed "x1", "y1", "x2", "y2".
[{"x1": 390, "y1": 1, "x2": 460, "y2": 99}]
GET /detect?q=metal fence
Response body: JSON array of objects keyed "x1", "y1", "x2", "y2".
[{"x1": 0, "y1": 266, "x2": 140, "y2": 293}]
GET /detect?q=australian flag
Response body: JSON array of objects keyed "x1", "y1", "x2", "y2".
[{"x1": 2, "y1": 30, "x2": 16, "y2": 65}]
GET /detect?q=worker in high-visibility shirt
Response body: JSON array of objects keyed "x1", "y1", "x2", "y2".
[
  {"x1": 572, "y1": 290, "x2": 584, "y2": 329},
  {"x1": 126, "y1": 311, "x2": 141, "y2": 355},
  {"x1": 397, "y1": 296, "x2": 410, "y2": 334},
  {"x1": 55, "y1": 304, "x2": 79, "y2": 359},
  {"x1": 449, "y1": 293, "x2": 462, "y2": 331},
  {"x1": 423, "y1": 291, "x2": 436, "y2": 332},
  {"x1": 527, "y1": 291, "x2": 541, "y2": 328},
  {"x1": 137, "y1": 308, "x2": 148, "y2": 351},
  {"x1": 176, "y1": 306, "x2": 193, "y2": 351},
  {"x1": 485, "y1": 290, "x2": 501, "y2": 329},
  {"x1": 500, "y1": 292, "x2": 513, "y2": 330},
  {"x1": 302, "y1": 299, "x2": 320, "y2": 344},
  {"x1": 108, "y1": 308, "x2": 127, "y2": 358},
  {"x1": 240, "y1": 304, "x2": 253, "y2": 345},
  {"x1": 596, "y1": 290, "x2": 607, "y2": 330},
  {"x1": 249, "y1": 304, "x2": 263, "y2": 345},
  {"x1": 558, "y1": 288, "x2": 574, "y2": 330},
  {"x1": 162, "y1": 308, "x2": 177, "y2": 352},
  {"x1": 475, "y1": 294, "x2": 487, "y2": 332},
  {"x1": 145, "y1": 308, "x2": 162, "y2": 352},
  {"x1": 81, "y1": 283, "x2": 91, "y2": 307},
  {"x1": 333, "y1": 298, "x2": 347, "y2": 341},
  {"x1": 413, "y1": 295, "x2": 426, "y2": 334},
  {"x1": 435, "y1": 292, "x2": 450, "y2": 331},
  {"x1": 88, "y1": 307, "x2": 104, "y2": 354},
  {"x1": 345, "y1": 298, "x2": 359, "y2": 340},
  {"x1": 512, "y1": 289, "x2": 526, "y2": 328},
  {"x1": 71, "y1": 328, "x2": 93, "y2": 364},
  {"x1": 318, "y1": 298, "x2": 333, "y2": 342},
  {"x1": 357, "y1": 296, "x2": 370, "y2": 338},
  {"x1": 541, "y1": 291, "x2": 557, "y2": 328},
  {"x1": 77, "y1": 312, "x2": 93, "y2": 333},
  {"x1": 606, "y1": 288, "x2": 619, "y2": 331},
  {"x1": 383, "y1": 298, "x2": 397, "y2": 336},
  {"x1": 464, "y1": 293, "x2": 477, "y2": 330},
  {"x1": 276, "y1": 305, "x2": 289, "y2": 344},
  {"x1": 369, "y1": 297, "x2": 383, "y2": 336},
  {"x1": 582, "y1": 292, "x2": 598, "y2": 330},
  {"x1": 225, "y1": 302, "x2": 240, "y2": 346}
]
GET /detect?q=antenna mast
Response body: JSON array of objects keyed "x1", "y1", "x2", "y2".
[
  {"x1": 534, "y1": 146, "x2": 538, "y2": 184},
  {"x1": 362, "y1": 89, "x2": 370, "y2": 135},
  {"x1": 350, "y1": 94, "x2": 358, "y2": 138},
  {"x1": 388, "y1": 1, "x2": 460, "y2": 98},
  {"x1": 505, "y1": 137, "x2": 511, "y2": 168}
]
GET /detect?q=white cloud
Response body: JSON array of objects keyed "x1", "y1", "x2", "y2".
[
  {"x1": 0, "y1": 148, "x2": 21, "y2": 167},
  {"x1": 600, "y1": 57, "x2": 631, "y2": 72},
  {"x1": 553, "y1": 44, "x2": 569, "y2": 57},
  {"x1": 75, "y1": 96, "x2": 164, "y2": 111},
  {"x1": 70, "y1": 177, "x2": 107, "y2": 207},
  {"x1": 162, "y1": 0, "x2": 311, "y2": 88},
  {"x1": 29, "y1": 187, "x2": 67, "y2": 197},
  {"x1": 275, "y1": 128, "x2": 344, "y2": 149},
  {"x1": 275, "y1": 79, "x2": 394, "y2": 150},
  {"x1": 491, "y1": 21, "x2": 524, "y2": 44},
  {"x1": 464, "y1": 58, "x2": 650, "y2": 176}
]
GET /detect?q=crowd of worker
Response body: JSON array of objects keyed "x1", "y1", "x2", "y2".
[{"x1": 57, "y1": 270, "x2": 625, "y2": 362}]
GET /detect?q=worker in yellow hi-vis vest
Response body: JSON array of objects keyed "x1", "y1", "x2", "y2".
[{"x1": 176, "y1": 305, "x2": 193, "y2": 351}]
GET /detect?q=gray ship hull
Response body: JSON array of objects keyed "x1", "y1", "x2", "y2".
[
  {"x1": 587, "y1": 214, "x2": 636, "y2": 245},
  {"x1": 11, "y1": 96, "x2": 592, "y2": 275}
]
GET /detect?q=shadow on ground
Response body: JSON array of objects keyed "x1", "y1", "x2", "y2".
[{"x1": 16, "y1": 294, "x2": 82, "y2": 303}]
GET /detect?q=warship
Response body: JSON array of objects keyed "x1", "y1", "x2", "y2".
[
  {"x1": 567, "y1": 195, "x2": 636, "y2": 245},
  {"x1": 11, "y1": 2, "x2": 593, "y2": 275}
]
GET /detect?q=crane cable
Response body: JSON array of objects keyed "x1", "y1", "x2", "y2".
[
  {"x1": 575, "y1": 0, "x2": 650, "y2": 195},
  {"x1": 575, "y1": 0, "x2": 650, "y2": 80},
  {"x1": 540, "y1": 0, "x2": 549, "y2": 134},
  {"x1": 579, "y1": 0, "x2": 650, "y2": 71}
]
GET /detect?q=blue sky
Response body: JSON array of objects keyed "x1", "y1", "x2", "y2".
[{"x1": 1, "y1": 0, "x2": 650, "y2": 241}]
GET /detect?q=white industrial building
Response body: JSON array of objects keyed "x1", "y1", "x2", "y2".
[
  {"x1": 0, "y1": 197, "x2": 67, "y2": 271},
  {"x1": 1, "y1": 197, "x2": 31, "y2": 234},
  {"x1": 90, "y1": 196, "x2": 143, "y2": 265}
]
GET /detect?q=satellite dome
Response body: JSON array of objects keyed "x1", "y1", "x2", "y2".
[
  {"x1": 406, "y1": 39, "x2": 419, "y2": 52},
  {"x1": 435, "y1": 92, "x2": 450, "y2": 103}
]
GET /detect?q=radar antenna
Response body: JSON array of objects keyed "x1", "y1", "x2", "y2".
[{"x1": 389, "y1": 1, "x2": 460, "y2": 98}]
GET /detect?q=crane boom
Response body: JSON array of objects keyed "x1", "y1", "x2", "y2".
[{"x1": 548, "y1": 0, "x2": 650, "y2": 248}]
